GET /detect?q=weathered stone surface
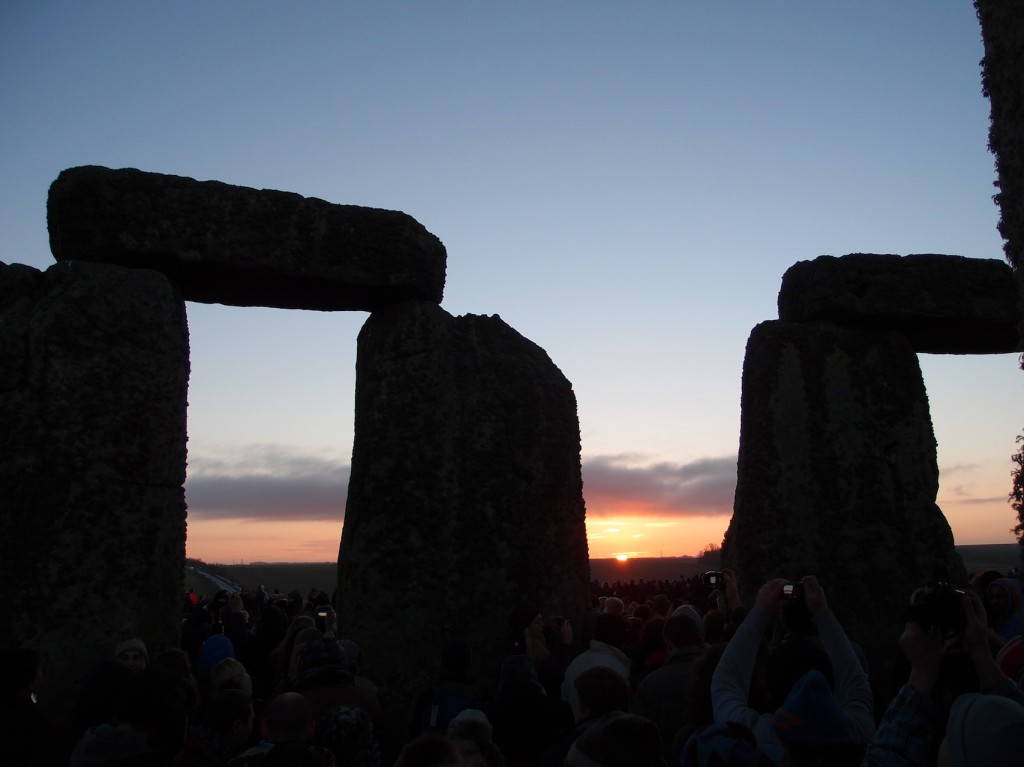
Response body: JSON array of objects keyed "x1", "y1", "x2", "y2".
[
  {"x1": 976, "y1": 0, "x2": 1024, "y2": 351},
  {"x1": 778, "y1": 254, "x2": 1020, "y2": 354},
  {"x1": 722, "y1": 319, "x2": 965, "y2": 701},
  {"x1": 0, "y1": 260, "x2": 189, "y2": 717},
  {"x1": 47, "y1": 165, "x2": 447, "y2": 311},
  {"x1": 977, "y1": 0, "x2": 1024, "y2": 273},
  {"x1": 338, "y1": 300, "x2": 590, "y2": 745}
]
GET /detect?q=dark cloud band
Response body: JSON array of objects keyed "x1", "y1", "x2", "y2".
[{"x1": 185, "y1": 446, "x2": 738, "y2": 522}]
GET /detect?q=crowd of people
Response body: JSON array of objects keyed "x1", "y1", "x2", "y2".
[{"x1": 4, "y1": 566, "x2": 1024, "y2": 766}]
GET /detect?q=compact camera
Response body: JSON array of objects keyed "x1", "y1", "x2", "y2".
[
  {"x1": 902, "y1": 582, "x2": 966, "y2": 633},
  {"x1": 781, "y1": 581, "x2": 804, "y2": 600},
  {"x1": 702, "y1": 571, "x2": 725, "y2": 589}
]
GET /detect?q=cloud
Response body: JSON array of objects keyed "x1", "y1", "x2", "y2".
[
  {"x1": 185, "y1": 445, "x2": 737, "y2": 523},
  {"x1": 186, "y1": 445, "x2": 348, "y2": 521},
  {"x1": 939, "y1": 493, "x2": 1007, "y2": 506},
  {"x1": 582, "y1": 454, "x2": 736, "y2": 518},
  {"x1": 939, "y1": 463, "x2": 981, "y2": 477}
]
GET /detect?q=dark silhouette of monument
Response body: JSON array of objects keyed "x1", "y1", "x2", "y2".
[
  {"x1": 4, "y1": 15, "x2": 1024, "y2": 728},
  {"x1": 2, "y1": 166, "x2": 591, "y2": 736},
  {"x1": 723, "y1": 253, "x2": 1020, "y2": 703}
]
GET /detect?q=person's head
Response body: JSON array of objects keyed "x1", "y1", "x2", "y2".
[
  {"x1": 986, "y1": 578, "x2": 1021, "y2": 621},
  {"x1": 261, "y1": 692, "x2": 315, "y2": 744},
  {"x1": 117, "y1": 668, "x2": 191, "y2": 758},
  {"x1": 314, "y1": 704, "x2": 381, "y2": 767},
  {"x1": 204, "y1": 689, "x2": 255, "y2": 754},
  {"x1": 679, "y1": 721, "x2": 776, "y2": 767},
  {"x1": 770, "y1": 670, "x2": 862, "y2": 767},
  {"x1": 593, "y1": 613, "x2": 628, "y2": 649},
  {"x1": 197, "y1": 633, "x2": 235, "y2": 682},
  {"x1": 779, "y1": 597, "x2": 815, "y2": 636},
  {"x1": 393, "y1": 732, "x2": 461, "y2": 767},
  {"x1": 298, "y1": 636, "x2": 346, "y2": 674},
  {"x1": 337, "y1": 639, "x2": 362, "y2": 675},
  {"x1": 210, "y1": 656, "x2": 253, "y2": 695},
  {"x1": 766, "y1": 637, "x2": 834, "y2": 711},
  {"x1": 255, "y1": 603, "x2": 290, "y2": 645},
  {"x1": 564, "y1": 711, "x2": 666, "y2": 767},
  {"x1": 288, "y1": 627, "x2": 324, "y2": 676},
  {"x1": 114, "y1": 638, "x2": 149, "y2": 671},
  {"x1": 604, "y1": 597, "x2": 625, "y2": 617},
  {"x1": 574, "y1": 666, "x2": 629, "y2": 721},
  {"x1": 447, "y1": 708, "x2": 495, "y2": 765},
  {"x1": 939, "y1": 692, "x2": 1024, "y2": 766},
  {"x1": 665, "y1": 610, "x2": 704, "y2": 650}
]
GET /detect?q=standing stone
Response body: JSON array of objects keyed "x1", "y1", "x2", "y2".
[
  {"x1": 976, "y1": 0, "x2": 1024, "y2": 274},
  {"x1": 0, "y1": 260, "x2": 189, "y2": 718},
  {"x1": 976, "y1": 1, "x2": 1024, "y2": 348},
  {"x1": 723, "y1": 319, "x2": 965, "y2": 696},
  {"x1": 338, "y1": 299, "x2": 590, "y2": 747}
]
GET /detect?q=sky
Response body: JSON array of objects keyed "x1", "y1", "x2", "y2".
[{"x1": 3, "y1": 2, "x2": 1021, "y2": 563}]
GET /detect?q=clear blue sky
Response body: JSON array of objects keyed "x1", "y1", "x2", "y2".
[{"x1": 3, "y1": 1, "x2": 1019, "y2": 561}]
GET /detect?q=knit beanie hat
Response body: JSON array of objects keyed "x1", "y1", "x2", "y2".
[
  {"x1": 769, "y1": 669, "x2": 853, "y2": 745},
  {"x1": 314, "y1": 704, "x2": 381, "y2": 766},
  {"x1": 300, "y1": 636, "x2": 347, "y2": 672},
  {"x1": 114, "y1": 639, "x2": 149, "y2": 666},
  {"x1": 671, "y1": 604, "x2": 706, "y2": 641},
  {"x1": 564, "y1": 711, "x2": 667, "y2": 767},
  {"x1": 679, "y1": 721, "x2": 777, "y2": 767},
  {"x1": 196, "y1": 634, "x2": 235, "y2": 681},
  {"x1": 946, "y1": 692, "x2": 1024, "y2": 767},
  {"x1": 996, "y1": 635, "x2": 1024, "y2": 688},
  {"x1": 338, "y1": 639, "x2": 362, "y2": 674},
  {"x1": 447, "y1": 708, "x2": 493, "y2": 746}
]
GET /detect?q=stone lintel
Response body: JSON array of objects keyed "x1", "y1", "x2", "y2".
[
  {"x1": 47, "y1": 165, "x2": 447, "y2": 311},
  {"x1": 778, "y1": 253, "x2": 1020, "y2": 354}
]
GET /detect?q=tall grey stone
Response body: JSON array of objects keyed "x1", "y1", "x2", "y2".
[
  {"x1": 338, "y1": 299, "x2": 590, "y2": 745},
  {"x1": 778, "y1": 254, "x2": 1020, "y2": 354},
  {"x1": 722, "y1": 319, "x2": 965, "y2": 695},
  {"x1": 0, "y1": 260, "x2": 189, "y2": 716},
  {"x1": 47, "y1": 165, "x2": 447, "y2": 311},
  {"x1": 976, "y1": 0, "x2": 1024, "y2": 274}
]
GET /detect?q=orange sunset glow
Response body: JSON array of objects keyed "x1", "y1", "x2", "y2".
[{"x1": 185, "y1": 509, "x2": 731, "y2": 565}]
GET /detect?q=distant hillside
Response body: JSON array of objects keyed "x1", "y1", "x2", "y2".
[
  {"x1": 957, "y1": 543, "x2": 1020, "y2": 573},
  {"x1": 192, "y1": 544, "x2": 1020, "y2": 599}
]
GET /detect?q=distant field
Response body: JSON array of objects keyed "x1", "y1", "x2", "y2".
[
  {"x1": 192, "y1": 544, "x2": 1020, "y2": 599},
  {"x1": 198, "y1": 562, "x2": 338, "y2": 596},
  {"x1": 957, "y1": 543, "x2": 1020, "y2": 574}
]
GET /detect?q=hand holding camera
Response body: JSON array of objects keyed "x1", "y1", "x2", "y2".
[
  {"x1": 755, "y1": 578, "x2": 787, "y2": 614},
  {"x1": 800, "y1": 575, "x2": 828, "y2": 614}
]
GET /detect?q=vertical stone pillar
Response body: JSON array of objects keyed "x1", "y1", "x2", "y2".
[
  {"x1": 723, "y1": 320, "x2": 964, "y2": 696},
  {"x1": 0, "y1": 260, "x2": 189, "y2": 718},
  {"x1": 338, "y1": 299, "x2": 590, "y2": 747}
]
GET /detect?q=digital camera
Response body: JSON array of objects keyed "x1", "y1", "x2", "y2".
[
  {"x1": 781, "y1": 581, "x2": 804, "y2": 600},
  {"x1": 702, "y1": 571, "x2": 725, "y2": 588},
  {"x1": 901, "y1": 582, "x2": 966, "y2": 633}
]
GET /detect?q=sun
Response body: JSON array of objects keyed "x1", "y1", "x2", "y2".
[{"x1": 615, "y1": 554, "x2": 630, "y2": 562}]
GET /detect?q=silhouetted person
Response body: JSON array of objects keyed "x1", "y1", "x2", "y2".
[{"x1": 540, "y1": 665, "x2": 629, "y2": 767}]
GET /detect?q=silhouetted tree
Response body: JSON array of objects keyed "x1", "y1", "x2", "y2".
[{"x1": 1010, "y1": 429, "x2": 1024, "y2": 564}]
